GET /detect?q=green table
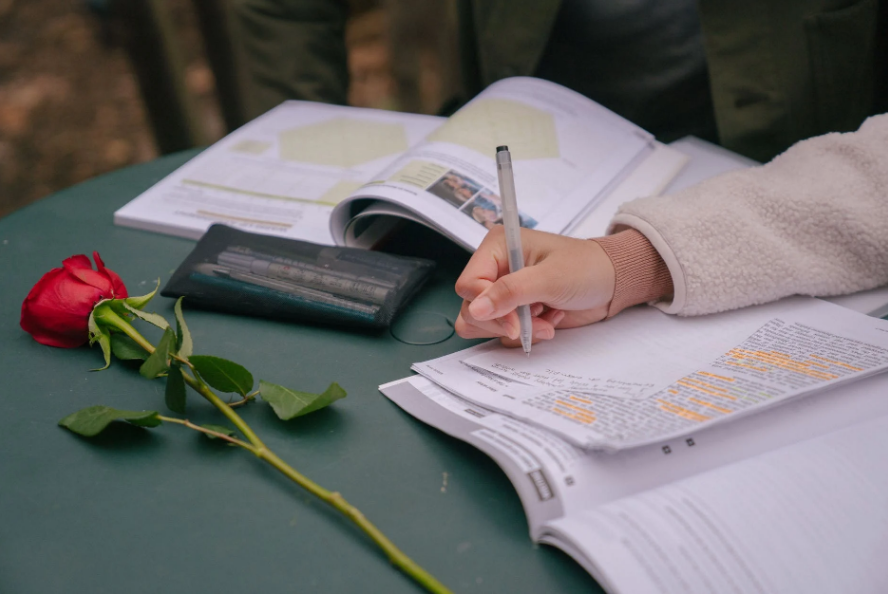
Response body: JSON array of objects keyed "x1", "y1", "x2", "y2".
[{"x1": 0, "y1": 152, "x2": 601, "y2": 593}]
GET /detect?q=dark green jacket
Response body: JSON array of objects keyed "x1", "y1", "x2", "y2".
[{"x1": 232, "y1": 0, "x2": 887, "y2": 161}]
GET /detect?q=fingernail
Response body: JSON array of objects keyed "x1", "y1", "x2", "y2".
[
  {"x1": 469, "y1": 296, "x2": 495, "y2": 319},
  {"x1": 534, "y1": 327, "x2": 554, "y2": 340},
  {"x1": 552, "y1": 311, "x2": 566, "y2": 326},
  {"x1": 501, "y1": 320, "x2": 519, "y2": 340}
]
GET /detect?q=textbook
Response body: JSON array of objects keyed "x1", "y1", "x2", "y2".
[
  {"x1": 114, "y1": 77, "x2": 687, "y2": 250},
  {"x1": 380, "y1": 297, "x2": 888, "y2": 592}
]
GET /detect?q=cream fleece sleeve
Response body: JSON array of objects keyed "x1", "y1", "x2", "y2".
[{"x1": 609, "y1": 113, "x2": 888, "y2": 316}]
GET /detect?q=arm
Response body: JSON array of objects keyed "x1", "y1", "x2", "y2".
[
  {"x1": 614, "y1": 113, "x2": 888, "y2": 316},
  {"x1": 230, "y1": 0, "x2": 349, "y2": 117}
]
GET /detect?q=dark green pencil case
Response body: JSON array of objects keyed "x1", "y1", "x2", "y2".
[{"x1": 162, "y1": 225, "x2": 435, "y2": 329}]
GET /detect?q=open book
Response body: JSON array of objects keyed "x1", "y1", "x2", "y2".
[
  {"x1": 380, "y1": 297, "x2": 888, "y2": 592},
  {"x1": 114, "y1": 78, "x2": 687, "y2": 250}
]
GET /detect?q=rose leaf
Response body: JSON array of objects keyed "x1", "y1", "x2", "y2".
[
  {"x1": 87, "y1": 309, "x2": 112, "y2": 371},
  {"x1": 190, "y1": 355, "x2": 254, "y2": 396},
  {"x1": 59, "y1": 405, "x2": 161, "y2": 437},
  {"x1": 121, "y1": 301, "x2": 170, "y2": 331},
  {"x1": 122, "y1": 279, "x2": 160, "y2": 310},
  {"x1": 110, "y1": 334, "x2": 149, "y2": 361},
  {"x1": 165, "y1": 363, "x2": 187, "y2": 414},
  {"x1": 259, "y1": 380, "x2": 346, "y2": 421},
  {"x1": 173, "y1": 297, "x2": 193, "y2": 359},
  {"x1": 140, "y1": 328, "x2": 176, "y2": 379}
]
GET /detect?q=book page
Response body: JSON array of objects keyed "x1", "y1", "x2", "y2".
[
  {"x1": 331, "y1": 77, "x2": 653, "y2": 250},
  {"x1": 567, "y1": 142, "x2": 688, "y2": 239},
  {"x1": 418, "y1": 297, "x2": 888, "y2": 450},
  {"x1": 550, "y1": 414, "x2": 888, "y2": 594},
  {"x1": 382, "y1": 366, "x2": 888, "y2": 551},
  {"x1": 114, "y1": 101, "x2": 442, "y2": 243}
]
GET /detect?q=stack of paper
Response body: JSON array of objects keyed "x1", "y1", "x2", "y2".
[{"x1": 380, "y1": 298, "x2": 888, "y2": 593}]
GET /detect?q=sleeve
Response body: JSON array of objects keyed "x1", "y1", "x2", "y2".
[
  {"x1": 609, "y1": 113, "x2": 888, "y2": 316},
  {"x1": 230, "y1": 0, "x2": 350, "y2": 117}
]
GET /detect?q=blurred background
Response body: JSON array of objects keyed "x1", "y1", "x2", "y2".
[{"x1": 0, "y1": 0, "x2": 458, "y2": 218}]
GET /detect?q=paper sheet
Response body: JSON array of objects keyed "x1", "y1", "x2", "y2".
[
  {"x1": 415, "y1": 297, "x2": 888, "y2": 450},
  {"x1": 553, "y1": 414, "x2": 888, "y2": 594}
]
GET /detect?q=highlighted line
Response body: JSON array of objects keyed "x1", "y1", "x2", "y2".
[
  {"x1": 552, "y1": 407, "x2": 595, "y2": 425},
  {"x1": 196, "y1": 210, "x2": 291, "y2": 228},
  {"x1": 657, "y1": 400, "x2": 710, "y2": 422},
  {"x1": 676, "y1": 380, "x2": 737, "y2": 400},
  {"x1": 555, "y1": 400, "x2": 596, "y2": 422},
  {"x1": 697, "y1": 371, "x2": 735, "y2": 382},
  {"x1": 183, "y1": 179, "x2": 338, "y2": 206}
]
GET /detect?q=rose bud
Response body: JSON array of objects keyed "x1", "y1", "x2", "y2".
[{"x1": 21, "y1": 252, "x2": 128, "y2": 348}]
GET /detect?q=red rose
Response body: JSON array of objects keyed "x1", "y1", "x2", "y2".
[{"x1": 21, "y1": 252, "x2": 128, "y2": 348}]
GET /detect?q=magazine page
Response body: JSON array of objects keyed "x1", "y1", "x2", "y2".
[
  {"x1": 381, "y1": 365, "x2": 888, "y2": 587},
  {"x1": 415, "y1": 297, "x2": 888, "y2": 450},
  {"x1": 114, "y1": 101, "x2": 442, "y2": 244},
  {"x1": 331, "y1": 77, "x2": 653, "y2": 250},
  {"x1": 548, "y1": 413, "x2": 888, "y2": 594}
]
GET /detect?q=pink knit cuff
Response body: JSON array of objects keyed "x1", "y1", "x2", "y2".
[{"x1": 590, "y1": 229, "x2": 674, "y2": 318}]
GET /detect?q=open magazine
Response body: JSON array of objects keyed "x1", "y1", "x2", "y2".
[
  {"x1": 381, "y1": 297, "x2": 888, "y2": 592},
  {"x1": 114, "y1": 78, "x2": 680, "y2": 250}
]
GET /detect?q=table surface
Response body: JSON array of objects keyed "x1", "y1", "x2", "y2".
[{"x1": 0, "y1": 152, "x2": 602, "y2": 594}]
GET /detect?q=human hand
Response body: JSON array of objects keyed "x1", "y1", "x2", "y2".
[{"x1": 454, "y1": 226, "x2": 616, "y2": 347}]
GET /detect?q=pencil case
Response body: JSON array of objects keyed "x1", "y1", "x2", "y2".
[{"x1": 161, "y1": 224, "x2": 436, "y2": 329}]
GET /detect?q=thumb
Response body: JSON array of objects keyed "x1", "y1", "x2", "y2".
[{"x1": 467, "y1": 265, "x2": 553, "y2": 321}]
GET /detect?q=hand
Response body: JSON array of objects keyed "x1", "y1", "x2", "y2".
[{"x1": 454, "y1": 226, "x2": 616, "y2": 347}]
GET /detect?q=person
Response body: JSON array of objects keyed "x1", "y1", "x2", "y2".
[
  {"x1": 231, "y1": 0, "x2": 887, "y2": 161},
  {"x1": 229, "y1": 0, "x2": 888, "y2": 342}
]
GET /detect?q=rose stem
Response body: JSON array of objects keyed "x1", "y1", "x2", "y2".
[{"x1": 103, "y1": 310, "x2": 453, "y2": 594}]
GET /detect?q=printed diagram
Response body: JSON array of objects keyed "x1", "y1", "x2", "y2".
[
  {"x1": 278, "y1": 118, "x2": 410, "y2": 167},
  {"x1": 427, "y1": 98, "x2": 560, "y2": 160}
]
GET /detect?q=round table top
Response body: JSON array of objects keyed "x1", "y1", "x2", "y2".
[{"x1": 0, "y1": 151, "x2": 601, "y2": 594}]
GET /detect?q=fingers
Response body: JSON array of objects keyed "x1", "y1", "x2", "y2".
[
  {"x1": 454, "y1": 300, "x2": 519, "y2": 340},
  {"x1": 455, "y1": 300, "x2": 557, "y2": 344},
  {"x1": 539, "y1": 308, "x2": 566, "y2": 327},
  {"x1": 467, "y1": 265, "x2": 556, "y2": 321},
  {"x1": 455, "y1": 226, "x2": 511, "y2": 301}
]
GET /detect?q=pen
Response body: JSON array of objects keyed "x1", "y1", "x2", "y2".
[{"x1": 495, "y1": 145, "x2": 532, "y2": 356}]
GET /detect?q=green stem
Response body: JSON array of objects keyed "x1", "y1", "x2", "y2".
[
  {"x1": 181, "y1": 371, "x2": 266, "y2": 449},
  {"x1": 99, "y1": 311, "x2": 453, "y2": 594},
  {"x1": 95, "y1": 307, "x2": 155, "y2": 353},
  {"x1": 157, "y1": 415, "x2": 256, "y2": 451},
  {"x1": 258, "y1": 448, "x2": 453, "y2": 594}
]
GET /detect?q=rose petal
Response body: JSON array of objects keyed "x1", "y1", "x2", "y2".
[
  {"x1": 64, "y1": 260, "x2": 113, "y2": 296},
  {"x1": 21, "y1": 268, "x2": 93, "y2": 347},
  {"x1": 93, "y1": 252, "x2": 127, "y2": 298},
  {"x1": 62, "y1": 254, "x2": 93, "y2": 271}
]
